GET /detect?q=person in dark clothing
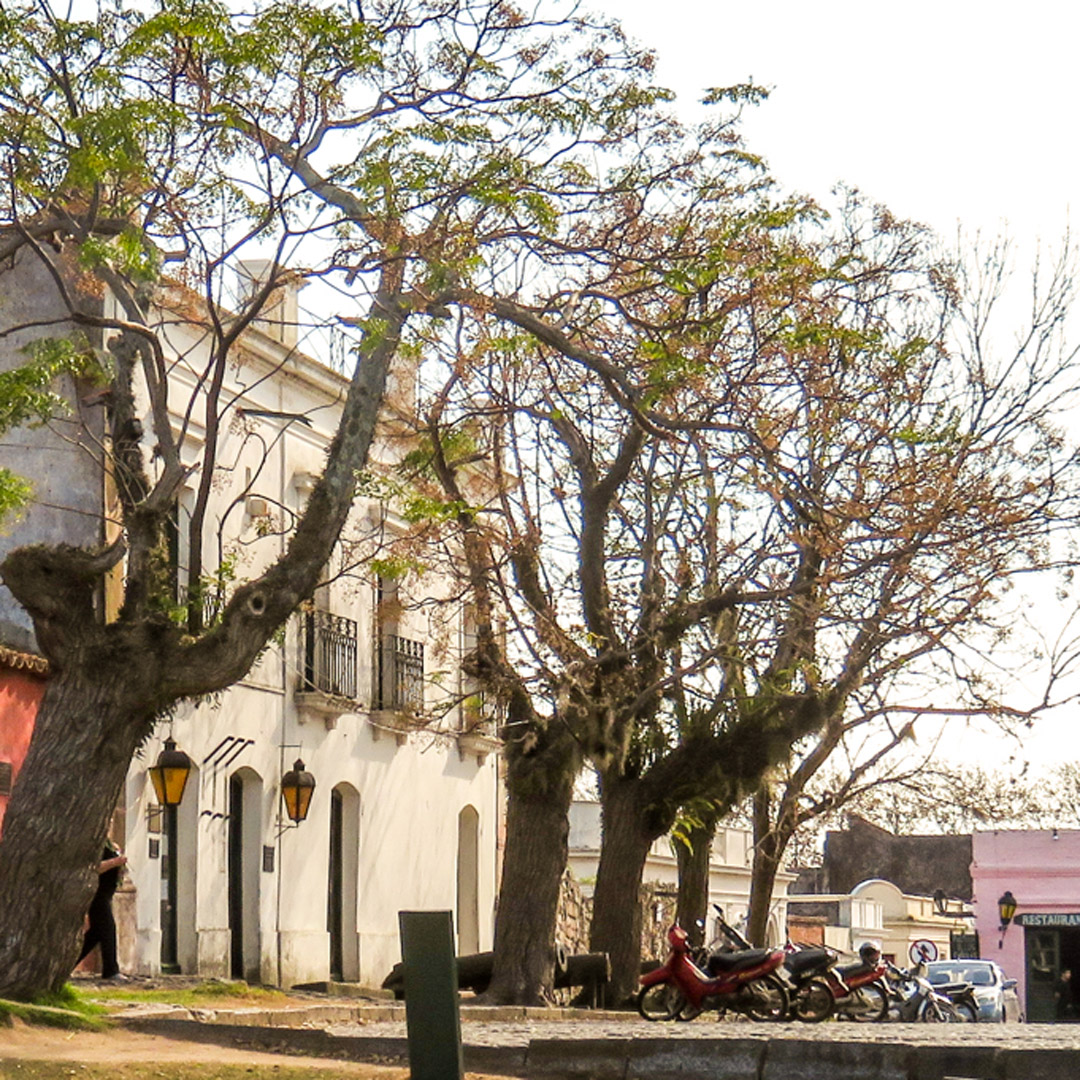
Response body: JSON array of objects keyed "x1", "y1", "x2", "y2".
[
  {"x1": 76, "y1": 840, "x2": 127, "y2": 980},
  {"x1": 1054, "y1": 968, "x2": 1075, "y2": 1021}
]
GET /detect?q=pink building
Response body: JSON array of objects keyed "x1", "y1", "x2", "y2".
[
  {"x1": 0, "y1": 645, "x2": 46, "y2": 834},
  {"x1": 972, "y1": 829, "x2": 1080, "y2": 1022}
]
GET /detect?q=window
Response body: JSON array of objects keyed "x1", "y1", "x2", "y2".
[
  {"x1": 377, "y1": 634, "x2": 424, "y2": 710},
  {"x1": 374, "y1": 575, "x2": 424, "y2": 711}
]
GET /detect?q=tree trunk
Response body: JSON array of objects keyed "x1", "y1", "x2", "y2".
[
  {"x1": 0, "y1": 665, "x2": 149, "y2": 999},
  {"x1": 588, "y1": 775, "x2": 656, "y2": 1006},
  {"x1": 746, "y1": 788, "x2": 785, "y2": 947},
  {"x1": 676, "y1": 815, "x2": 717, "y2": 949},
  {"x1": 481, "y1": 725, "x2": 578, "y2": 1005}
]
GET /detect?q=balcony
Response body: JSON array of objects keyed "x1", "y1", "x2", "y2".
[
  {"x1": 295, "y1": 610, "x2": 359, "y2": 727},
  {"x1": 371, "y1": 635, "x2": 425, "y2": 742},
  {"x1": 455, "y1": 693, "x2": 500, "y2": 763}
]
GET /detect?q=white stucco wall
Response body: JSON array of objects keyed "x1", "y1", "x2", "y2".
[{"x1": 120, "y1": 289, "x2": 500, "y2": 988}]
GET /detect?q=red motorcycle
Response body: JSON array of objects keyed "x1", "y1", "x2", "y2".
[
  {"x1": 637, "y1": 925, "x2": 789, "y2": 1021},
  {"x1": 827, "y1": 944, "x2": 890, "y2": 1022}
]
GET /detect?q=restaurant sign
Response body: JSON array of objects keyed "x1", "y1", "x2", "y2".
[{"x1": 1015, "y1": 913, "x2": 1080, "y2": 927}]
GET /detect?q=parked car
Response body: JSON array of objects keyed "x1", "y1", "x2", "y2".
[{"x1": 926, "y1": 960, "x2": 1021, "y2": 1022}]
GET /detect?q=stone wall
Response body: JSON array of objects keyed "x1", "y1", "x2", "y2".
[
  {"x1": 555, "y1": 869, "x2": 590, "y2": 956},
  {"x1": 824, "y1": 815, "x2": 972, "y2": 900},
  {"x1": 639, "y1": 882, "x2": 679, "y2": 962},
  {"x1": 555, "y1": 872, "x2": 680, "y2": 964}
]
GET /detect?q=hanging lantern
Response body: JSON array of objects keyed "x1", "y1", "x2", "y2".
[
  {"x1": 281, "y1": 758, "x2": 316, "y2": 823},
  {"x1": 148, "y1": 738, "x2": 192, "y2": 806},
  {"x1": 998, "y1": 890, "x2": 1018, "y2": 929}
]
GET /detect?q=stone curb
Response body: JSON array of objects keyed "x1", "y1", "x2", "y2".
[
  {"x1": 118, "y1": 1017, "x2": 1080, "y2": 1079},
  {"x1": 114, "y1": 1002, "x2": 631, "y2": 1027}
]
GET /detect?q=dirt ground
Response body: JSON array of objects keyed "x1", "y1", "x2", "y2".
[{"x1": 0, "y1": 1021, "x2": 506, "y2": 1080}]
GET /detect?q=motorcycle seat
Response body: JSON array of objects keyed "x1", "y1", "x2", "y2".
[
  {"x1": 786, "y1": 948, "x2": 833, "y2": 976},
  {"x1": 706, "y1": 948, "x2": 774, "y2": 974},
  {"x1": 934, "y1": 981, "x2": 971, "y2": 995},
  {"x1": 836, "y1": 961, "x2": 876, "y2": 980}
]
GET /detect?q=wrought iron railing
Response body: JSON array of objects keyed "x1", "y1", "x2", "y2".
[
  {"x1": 459, "y1": 690, "x2": 499, "y2": 734},
  {"x1": 301, "y1": 609, "x2": 358, "y2": 699},
  {"x1": 377, "y1": 634, "x2": 425, "y2": 711}
]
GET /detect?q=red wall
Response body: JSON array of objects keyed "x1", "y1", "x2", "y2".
[{"x1": 0, "y1": 667, "x2": 44, "y2": 834}]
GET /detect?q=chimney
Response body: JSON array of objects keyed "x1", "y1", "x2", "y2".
[{"x1": 237, "y1": 259, "x2": 305, "y2": 348}]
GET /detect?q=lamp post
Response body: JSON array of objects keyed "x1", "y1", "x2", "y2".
[
  {"x1": 148, "y1": 738, "x2": 192, "y2": 975},
  {"x1": 998, "y1": 890, "x2": 1018, "y2": 950},
  {"x1": 274, "y1": 756, "x2": 315, "y2": 988}
]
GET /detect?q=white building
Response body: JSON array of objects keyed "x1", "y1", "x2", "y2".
[
  {"x1": 568, "y1": 800, "x2": 796, "y2": 947},
  {"x1": 1, "y1": 260, "x2": 501, "y2": 989},
  {"x1": 786, "y1": 879, "x2": 969, "y2": 962}
]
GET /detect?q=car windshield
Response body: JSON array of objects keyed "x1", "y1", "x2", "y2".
[{"x1": 928, "y1": 962, "x2": 995, "y2": 987}]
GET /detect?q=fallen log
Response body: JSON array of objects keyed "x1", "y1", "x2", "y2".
[{"x1": 380, "y1": 950, "x2": 607, "y2": 1001}]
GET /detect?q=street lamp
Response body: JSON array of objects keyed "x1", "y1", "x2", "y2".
[
  {"x1": 280, "y1": 759, "x2": 316, "y2": 824},
  {"x1": 148, "y1": 738, "x2": 192, "y2": 975},
  {"x1": 148, "y1": 738, "x2": 193, "y2": 806},
  {"x1": 998, "y1": 890, "x2": 1018, "y2": 949}
]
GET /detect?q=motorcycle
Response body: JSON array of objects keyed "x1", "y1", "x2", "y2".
[
  {"x1": 884, "y1": 960, "x2": 964, "y2": 1022},
  {"x1": 637, "y1": 924, "x2": 789, "y2": 1022},
  {"x1": 704, "y1": 902, "x2": 838, "y2": 1019},
  {"x1": 782, "y1": 941, "x2": 841, "y2": 1022},
  {"x1": 708, "y1": 902, "x2": 859, "y2": 1019},
  {"x1": 934, "y1": 979, "x2": 979, "y2": 1022},
  {"x1": 828, "y1": 953, "x2": 891, "y2": 1022}
]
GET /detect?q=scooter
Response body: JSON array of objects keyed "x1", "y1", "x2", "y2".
[
  {"x1": 637, "y1": 924, "x2": 789, "y2": 1022},
  {"x1": 884, "y1": 960, "x2": 963, "y2": 1022},
  {"x1": 782, "y1": 941, "x2": 841, "y2": 1022}
]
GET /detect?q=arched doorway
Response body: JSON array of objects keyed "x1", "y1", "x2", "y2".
[
  {"x1": 228, "y1": 767, "x2": 263, "y2": 982},
  {"x1": 457, "y1": 805, "x2": 480, "y2": 956},
  {"x1": 327, "y1": 783, "x2": 360, "y2": 982}
]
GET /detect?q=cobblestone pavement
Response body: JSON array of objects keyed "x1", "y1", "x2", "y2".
[{"x1": 327, "y1": 1015, "x2": 1080, "y2": 1050}]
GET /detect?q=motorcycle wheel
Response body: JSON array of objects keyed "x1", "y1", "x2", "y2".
[
  {"x1": 955, "y1": 1000, "x2": 978, "y2": 1023},
  {"x1": 921, "y1": 998, "x2": 960, "y2": 1022},
  {"x1": 742, "y1": 974, "x2": 790, "y2": 1021},
  {"x1": 637, "y1": 983, "x2": 686, "y2": 1021},
  {"x1": 844, "y1": 981, "x2": 889, "y2": 1023},
  {"x1": 675, "y1": 999, "x2": 706, "y2": 1022},
  {"x1": 792, "y1": 978, "x2": 836, "y2": 1023}
]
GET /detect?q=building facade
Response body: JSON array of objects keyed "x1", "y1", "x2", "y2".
[
  {"x1": 786, "y1": 878, "x2": 969, "y2": 962},
  {"x1": 568, "y1": 800, "x2": 796, "y2": 950},
  {"x1": 0, "y1": 263, "x2": 501, "y2": 988},
  {"x1": 972, "y1": 829, "x2": 1080, "y2": 1022}
]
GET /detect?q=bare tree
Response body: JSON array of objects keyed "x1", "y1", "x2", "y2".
[{"x1": 444, "y1": 194, "x2": 1080, "y2": 1001}]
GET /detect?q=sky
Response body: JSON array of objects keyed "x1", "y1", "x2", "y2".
[
  {"x1": 612, "y1": 1, "x2": 1077, "y2": 250},
  {"x1": 611, "y1": 1, "x2": 1080, "y2": 774}
]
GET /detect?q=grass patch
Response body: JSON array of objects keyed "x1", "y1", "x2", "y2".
[
  {"x1": 30, "y1": 986, "x2": 107, "y2": 1020},
  {"x1": 0, "y1": 984, "x2": 108, "y2": 1030},
  {"x1": 85, "y1": 980, "x2": 289, "y2": 1010}
]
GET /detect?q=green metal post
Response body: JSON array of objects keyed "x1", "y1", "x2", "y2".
[{"x1": 398, "y1": 910, "x2": 464, "y2": 1080}]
